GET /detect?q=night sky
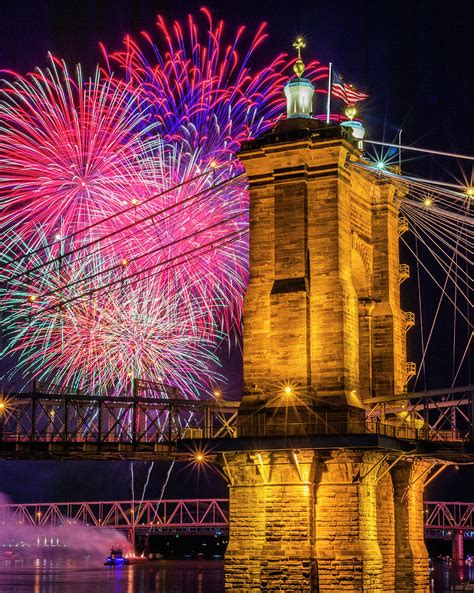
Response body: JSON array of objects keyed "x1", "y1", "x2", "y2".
[
  {"x1": 2, "y1": 0, "x2": 473, "y2": 152},
  {"x1": 0, "y1": 0, "x2": 472, "y2": 503}
]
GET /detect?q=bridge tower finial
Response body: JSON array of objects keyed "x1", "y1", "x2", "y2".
[
  {"x1": 284, "y1": 37, "x2": 314, "y2": 119},
  {"x1": 292, "y1": 37, "x2": 306, "y2": 78}
]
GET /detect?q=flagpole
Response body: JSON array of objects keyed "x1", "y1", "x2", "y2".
[
  {"x1": 326, "y1": 62, "x2": 332, "y2": 124},
  {"x1": 398, "y1": 128, "x2": 403, "y2": 173}
]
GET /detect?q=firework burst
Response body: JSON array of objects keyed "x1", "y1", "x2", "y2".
[
  {"x1": 0, "y1": 55, "x2": 158, "y2": 245},
  {"x1": 1, "y1": 11, "x2": 328, "y2": 395},
  {"x1": 106, "y1": 8, "x2": 328, "y2": 157},
  {"x1": 1, "y1": 231, "x2": 224, "y2": 397}
]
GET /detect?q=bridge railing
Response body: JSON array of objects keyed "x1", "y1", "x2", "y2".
[
  {"x1": 235, "y1": 386, "x2": 473, "y2": 443},
  {"x1": 0, "y1": 390, "x2": 238, "y2": 447},
  {"x1": 237, "y1": 418, "x2": 419, "y2": 440},
  {"x1": 364, "y1": 386, "x2": 474, "y2": 443},
  {"x1": 0, "y1": 385, "x2": 471, "y2": 453},
  {"x1": 236, "y1": 415, "x2": 468, "y2": 442}
]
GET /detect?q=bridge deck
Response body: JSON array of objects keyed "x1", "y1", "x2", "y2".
[{"x1": 0, "y1": 385, "x2": 472, "y2": 461}]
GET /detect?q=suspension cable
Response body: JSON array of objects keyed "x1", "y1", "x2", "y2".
[
  {"x1": 25, "y1": 227, "x2": 248, "y2": 318},
  {"x1": 7, "y1": 159, "x2": 236, "y2": 265},
  {"x1": 31, "y1": 211, "x2": 245, "y2": 301},
  {"x1": 6, "y1": 170, "x2": 244, "y2": 281},
  {"x1": 364, "y1": 140, "x2": 474, "y2": 161}
]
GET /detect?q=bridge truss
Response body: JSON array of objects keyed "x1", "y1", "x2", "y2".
[
  {"x1": 425, "y1": 501, "x2": 474, "y2": 539},
  {"x1": 0, "y1": 498, "x2": 472, "y2": 539},
  {"x1": 0, "y1": 498, "x2": 229, "y2": 534}
]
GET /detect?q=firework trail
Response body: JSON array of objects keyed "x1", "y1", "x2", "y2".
[
  {"x1": 0, "y1": 55, "x2": 161, "y2": 248},
  {"x1": 106, "y1": 8, "x2": 328, "y2": 156}
]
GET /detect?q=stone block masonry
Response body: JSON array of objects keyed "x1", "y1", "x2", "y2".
[
  {"x1": 239, "y1": 121, "x2": 408, "y2": 404},
  {"x1": 223, "y1": 449, "x2": 429, "y2": 592}
]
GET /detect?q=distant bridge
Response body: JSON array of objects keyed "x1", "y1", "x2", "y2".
[
  {"x1": 0, "y1": 381, "x2": 472, "y2": 461},
  {"x1": 425, "y1": 501, "x2": 474, "y2": 539},
  {"x1": 0, "y1": 498, "x2": 473, "y2": 539},
  {"x1": 0, "y1": 498, "x2": 229, "y2": 535}
]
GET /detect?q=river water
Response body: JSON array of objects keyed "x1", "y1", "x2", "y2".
[{"x1": 0, "y1": 558, "x2": 472, "y2": 592}]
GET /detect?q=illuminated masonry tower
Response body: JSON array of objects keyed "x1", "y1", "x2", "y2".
[{"x1": 220, "y1": 45, "x2": 430, "y2": 593}]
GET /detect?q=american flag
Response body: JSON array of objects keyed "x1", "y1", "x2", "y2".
[{"x1": 331, "y1": 69, "x2": 369, "y2": 104}]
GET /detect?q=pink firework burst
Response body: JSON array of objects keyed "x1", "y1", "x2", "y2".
[
  {"x1": 0, "y1": 55, "x2": 158, "y2": 246},
  {"x1": 1, "y1": 11, "x2": 329, "y2": 395}
]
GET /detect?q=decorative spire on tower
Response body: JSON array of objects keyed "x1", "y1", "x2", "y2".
[
  {"x1": 284, "y1": 37, "x2": 314, "y2": 119},
  {"x1": 293, "y1": 38, "x2": 306, "y2": 78},
  {"x1": 340, "y1": 103, "x2": 366, "y2": 150}
]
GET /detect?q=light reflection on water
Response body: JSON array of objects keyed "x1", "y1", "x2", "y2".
[
  {"x1": 0, "y1": 558, "x2": 472, "y2": 592},
  {"x1": 0, "y1": 558, "x2": 224, "y2": 593},
  {"x1": 431, "y1": 562, "x2": 474, "y2": 593}
]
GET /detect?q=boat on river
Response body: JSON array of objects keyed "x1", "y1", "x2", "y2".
[{"x1": 104, "y1": 548, "x2": 129, "y2": 566}]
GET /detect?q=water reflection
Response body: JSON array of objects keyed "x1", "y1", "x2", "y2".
[
  {"x1": 34, "y1": 571, "x2": 40, "y2": 593},
  {"x1": 0, "y1": 558, "x2": 224, "y2": 593},
  {"x1": 431, "y1": 561, "x2": 474, "y2": 592},
  {"x1": 0, "y1": 558, "x2": 472, "y2": 592},
  {"x1": 127, "y1": 564, "x2": 134, "y2": 593}
]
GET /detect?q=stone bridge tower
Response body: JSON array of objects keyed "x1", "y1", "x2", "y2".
[
  {"x1": 220, "y1": 50, "x2": 429, "y2": 593},
  {"x1": 239, "y1": 113, "x2": 407, "y2": 408}
]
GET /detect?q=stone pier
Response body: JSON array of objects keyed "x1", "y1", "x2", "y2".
[
  {"x1": 392, "y1": 461, "x2": 431, "y2": 593},
  {"x1": 225, "y1": 450, "x2": 317, "y2": 592},
  {"x1": 223, "y1": 450, "x2": 429, "y2": 593}
]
